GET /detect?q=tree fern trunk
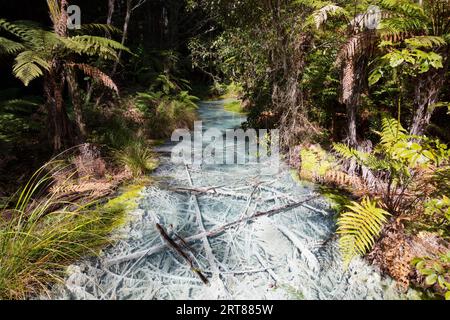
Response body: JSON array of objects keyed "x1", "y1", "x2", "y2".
[
  {"x1": 410, "y1": 66, "x2": 447, "y2": 136},
  {"x1": 67, "y1": 68, "x2": 86, "y2": 140},
  {"x1": 44, "y1": 74, "x2": 73, "y2": 151},
  {"x1": 340, "y1": 55, "x2": 369, "y2": 147}
]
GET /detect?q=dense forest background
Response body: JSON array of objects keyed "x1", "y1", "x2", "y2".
[{"x1": 0, "y1": 0, "x2": 449, "y2": 300}]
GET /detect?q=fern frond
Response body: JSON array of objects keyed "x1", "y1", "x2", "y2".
[
  {"x1": 12, "y1": 51, "x2": 50, "y2": 86},
  {"x1": 77, "y1": 24, "x2": 122, "y2": 35},
  {"x1": 378, "y1": 118, "x2": 407, "y2": 147},
  {"x1": 68, "y1": 63, "x2": 118, "y2": 93},
  {"x1": 379, "y1": 0, "x2": 426, "y2": 19},
  {"x1": 379, "y1": 17, "x2": 428, "y2": 35},
  {"x1": 337, "y1": 197, "x2": 391, "y2": 267},
  {"x1": 63, "y1": 36, "x2": 129, "y2": 60},
  {"x1": 0, "y1": 37, "x2": 25, "y2": 55},
  {"x1": 0, "y1": 19, "x2": 36, "y2": 43},
  {"x1": 46, "y1": 0, "x2": 61, "y2": 27},
  {"x1": 309, "y1": 4, "x2": 348, "y2": 29},
  {"x1": 405, "y1": 36, "x2": 447, "y2": 48},
  {"x1": 335, "y1": 31, "x2": 377, "y2": 66}
]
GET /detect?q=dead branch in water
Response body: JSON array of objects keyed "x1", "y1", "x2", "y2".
[
  {"x1": 156, "y1": 223, "x2": 209, "y2": 285},
  {"x1": 106, "y1": 194, "x2": 321, "y2": 266}
]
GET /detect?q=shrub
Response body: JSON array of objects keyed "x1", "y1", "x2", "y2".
[{"x1": 0, "y1": 163, "x2": 128, "y2": 299}]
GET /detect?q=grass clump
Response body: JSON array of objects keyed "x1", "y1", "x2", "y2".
[
  {"x1": 113, "y1": 141, "x2": 159, "y2": 177},
  {"x1": 0, "y1": 163, "x2": 130, "y2": 299}
]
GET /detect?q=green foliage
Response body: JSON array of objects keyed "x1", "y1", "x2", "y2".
[
  {"x1": 0, "y1": 18, "x2": 126, "y2": 88},
  {"x1": 0, "y1": 162, "x2": 128, "y2": 299},
  {"x1": 422, "y1": 196, "x2": 450, "y2": 236},
  {"x1": 334, "y1": 118, "x2": 449, "y2": 214},
  {"x1": 0, "y1": 97, "x2": 42, "y2": 147},
  {"x1": 224, "y1": 99, "x2": 246, "y2": 114},
  {"x1": 113, "y1": 141, "x2": 158, "y2": 177},
  {"x1": 337, "y1": 197, "x2": 391, "y2": 267},
  {"x1": 299, "y1": 145, "x2": 336, "y2": 179},
  {"x1": 335, "y1": 118, "x2": 447, "y2": 174},
  {"x1": 412, "y1": 252, "x2": 450, "y2": 300},
  {"x1": 135, "y1": 77, "x2": 199, "y2": 139}
]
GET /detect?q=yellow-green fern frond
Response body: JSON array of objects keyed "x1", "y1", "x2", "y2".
[
  {"x1": 378, "y1": 118, "x2": 407, "y2": 148},
  {"x1": 77, "y1": 23, "x2": 122, "y2": 35},
  {"x1": 405, "y1": 36, "x2": 447, "y2": 48},
  {"x1": 12, "y1": 51, "x2": 50, "y2": 86},
  {"x1": 46, "y1": 0, "x2": 61, "y2": 27},
  {"x1": 379, "y1": 0, "x2": 426, "y2": 19},
  {"x1": 0, "y1": 37, "x2": 25, "y2": 55},
  {"x1": 63, "y1": 36, "x2": 129, "y2": 60},
  {"x1": 337, "y1": 197, "x2": 391, "y2": 267}
]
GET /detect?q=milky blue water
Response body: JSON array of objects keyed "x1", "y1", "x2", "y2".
[{"x1": 57, "y1": 100, "x2": 409, "y2": 300}]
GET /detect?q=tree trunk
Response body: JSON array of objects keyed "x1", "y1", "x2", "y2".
[
  {"x1": 44, "y1": 1, "x2": 74, "y2": 151},
  {"x1": 346, "y1": 100, "x2": 358, "y2": 146},
  {"x1": 107, "y1": 0, "x2": 115, "y2": 26},
  {"x1": 112, "y1": 0, "x2": 132, "y2": 75},
  {"x1": 67, "y1": 68, "x2": 86, "y2": 140},
  {"x1": 266, "y1": 0, "x2": 314, "y2": 147},
  {"x1": 44, "y1": 73, "x2": 73, "y2": 151},
  {"x1": 340, "y1": 55, "x2": 369, "y2": 147},
  {"x1": 409, "y1": 66, "x2": 447, "y2": 136}
]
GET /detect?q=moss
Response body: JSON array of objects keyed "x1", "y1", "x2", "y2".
[
  {"x1": 224, "y1": 99, "x2": 246, "y2": 114},
  {"x1": 103, "y1": 184, "x2": 145, "y2": 214}
]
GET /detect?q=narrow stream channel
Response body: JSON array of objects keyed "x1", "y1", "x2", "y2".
[{"x1": 56, "y1": 100, "x2": 405, "y2": 300}]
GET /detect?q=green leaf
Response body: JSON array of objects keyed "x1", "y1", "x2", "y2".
[
  {"x1": 433, "y1": 262, "x2": 444, "y2": 274},
  {"x1": 369, "y1": 69, "x2": 383, "y2": 86},
  {"x1": 421, "y1": 268, "x2": 434, "y2": 276},
  {"x1": 415, "y1": 260, "x2": 426, "y2": 270},
  {"x1": 425, "y1": 274, "x2": 437, "y2": 286}
]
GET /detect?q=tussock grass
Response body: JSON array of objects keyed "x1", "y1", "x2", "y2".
[
  {"x1": 0, "y1": 162, "x2": 129, "y2": 299},
  {"x1": 113, "y1": 141, "x2": 159, "y2": 177}
]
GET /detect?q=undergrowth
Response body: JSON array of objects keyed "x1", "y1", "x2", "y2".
[{"x1": 0, "y1": 162, "x2": 137, "y2": 299}]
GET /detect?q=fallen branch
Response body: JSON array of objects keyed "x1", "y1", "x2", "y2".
[
  {"x1": 156, "y1": 223, "x2": 209, "y2": 285},
  {"x1": 106, "y1": 194, "x2": 321, "y2": 266},
  {"x1": 185, "y1": 164, "x2": 230, "y2": 297},
  {"x1": 170, "y1": 186, "x2": 249, "y2": 200}
]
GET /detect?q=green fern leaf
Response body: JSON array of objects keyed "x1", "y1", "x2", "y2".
[
  {"x1": 0, "y1": 37, "x2": 25, "y2": 55},
  {"x1": 337, "y1": 197, "x2": 391, "y2": 267},
  {"x1": 12, "y1": 51, "x2": 50, "y2": 86}
]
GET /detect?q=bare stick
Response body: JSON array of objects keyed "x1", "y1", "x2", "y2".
[
  {"x1": 170, "y1": 186, "x2": 249, "y2": 200},
  {"x1": 185, "y1": 165, "x2": 230, "y2": 297},
  {"x1": 156, "y1": 223, "x2": 209, "y2": 285},
  {"x1": 105, "y1": 194, "x2": 320, "y2": 266}
]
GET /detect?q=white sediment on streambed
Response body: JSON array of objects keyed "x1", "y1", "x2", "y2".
[{"x1": 52, "y1": 100, "x2": 416, "y2": 300}]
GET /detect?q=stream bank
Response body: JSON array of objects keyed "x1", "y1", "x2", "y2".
[{"x1": 53, "y1": 100, "x2": 415, "y2": 300}]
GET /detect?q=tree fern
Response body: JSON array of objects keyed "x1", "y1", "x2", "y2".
[
  {"x1": 309, "y1": 4, "x2": 348, "y2": 29},
  {"x1": 379, "y1": 0, "x2": 426, "y2": 19},
  {"x1": 405, "y1": 36, "x2": 447, "y2": 48},
  {"x1": 68, "y1": 63, "x2": 118, "y2": 93},
  {"x1": 337, "y1": 197, "x2": 391, "y2": 267},
  {"x1": 13, "y1": 51, "x2": 50, "y2": 86},
  {"x1": 0, "y1": 37, "x2": 25, "y2": 55}
]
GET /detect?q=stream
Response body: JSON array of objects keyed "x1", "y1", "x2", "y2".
[{"x1": 56, "y1": 100, "x2": 406, "y2": 300}]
